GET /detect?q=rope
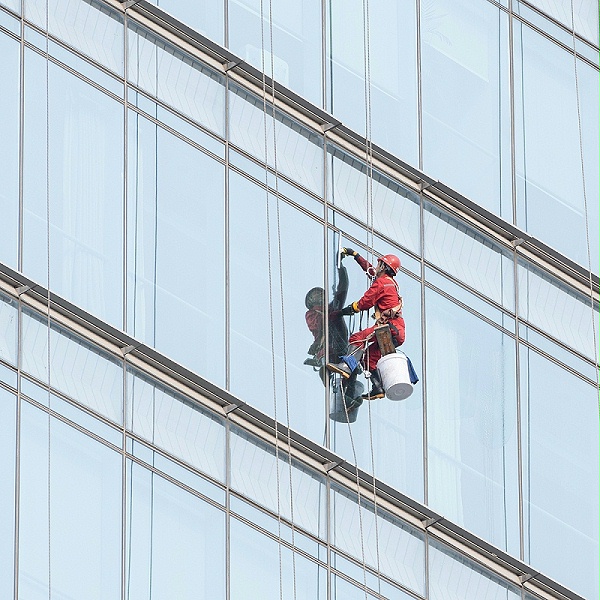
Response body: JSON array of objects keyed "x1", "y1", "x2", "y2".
[
  {"x1": 266, "y1": 2, "x2": 299, "y2": 597},
  {"x1": 362, "y1": 0, "x2": 382, "y2": 593},
  {"x1": 568, "y1": 0, "x2": 599, "y2": 388},
  {"x1": 258, "y1": 3, "x2": 298, "y2": 598},
  {"x1": 44, "y1": 5, "x2": 52, "y2": 597}
]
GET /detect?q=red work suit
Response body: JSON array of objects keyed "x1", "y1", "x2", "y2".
[{"x1": 349, "y1": 256, "x2": 405, "y2": 371}]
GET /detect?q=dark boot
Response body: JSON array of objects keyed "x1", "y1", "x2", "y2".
[
  {"x1": 362, "y1": 368, "x2": 385, "y2": 400},
  {"x1": 326, "y1": 345, "x2": 363, "y2": 379},
  {"x1": 343, "y1": 372, "x2": 364, "y2": 411}
]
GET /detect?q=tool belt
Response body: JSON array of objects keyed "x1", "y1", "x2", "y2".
[{"x1": 373, "y1": 297, "x2": 403, "y2": 325}]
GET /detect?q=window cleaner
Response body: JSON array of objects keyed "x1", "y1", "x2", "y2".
[{"x1": 326, "y1": 248, "x2": 405, "y2": 400}]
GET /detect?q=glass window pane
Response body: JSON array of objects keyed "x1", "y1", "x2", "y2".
[
  {"x1": 425, "y1": 289, "x2": 520, "y2": 555},
  {"x1": 127, "y1": 114, "x2": 226, "y2": 385},
  {"x1": 518, "y1": 259, "x2": 598, "y2": 361},
  {"x1": 0, "y1": 7, "x2": 20, "y2": 33},
  {"x1": 520, "y1": 347, "x2": 599, "y2": 600},
  {"x1": 425, "y1": 266, "x2": 515, "y2": 333},
  {"x1": 20, "y1": 309, "x2": 123, "y2": 423},
  {"x1": 230, "y1": 426, "x2": 327, "y2": 538},
  {"x1": 0, "y1": 292, "x2": 17, "y2": 366},
  {"x1": 331, "y1": 575, "x2": 378, "y2": 600},
  {"x1": 0, "y1": 32, "x2": 19, "y2": 269},
  {"x1": 127, "y1": 368, "x2": 226, "y2": 483},
  {"x1": 1, "y1": 0, "x2": 20, "y2": 13},
  {"x1": 229, "y1": 84, "x2": 324, "y2": 195},
  {"x1": 229, "y1": 171, "x2": 327, "y2": 442},
  {"x1": 230, "y1": 516, "x2": 326, "y2": 600},
  {"x1": 25, "y1": 0, "x2": 124, "y2": 75},
  {"x1": 424, "y1": 201, "x2": 515, "y2": 311},
  {"x1": 331, "y1": 485, "x2": 425, "y2": 595},
  {"x1": 147, "y1": 0, "x2": 224, "y2": 46},
  {"x1": 0, "y1": 388, "x2": 16, "y2": 600},
  {"x1": 126, "y1": 461, "x2": 226, "y2": 600},
  {"x1": 128, "y1": 23, "x2": 225, "y2": 137},
  {"x1": 514, "y1": 23, "x2": 595, "y2": 270},
  {"x1": 328, "y1": 146, "x2": 421, "y2": 256},
  {"x1": 23, "y1": 59, "x2": 124, "y2": 325},
  {"x1": 19, "y1": 402, "x2": 122, "y2": 600},
  {"x1": 326, "y1": 0, "x2": 419, "y2": 166},
  {"x1": 421, "y1": 0, "x2": 511, "y2": 220},
  {"x1": 49, "y1": 39, "x2": 124, "y2": 97},
  {"x1": 22, "y1": 47, "x2": 49, "y2": 287},
  {"x1": 429, "y1": 540, "x2": 521, "y2": 600},
  {"x1": 49, "y1": 65, "x2": 124, "y2": 326},
  {"x1": 524, "y1": 0, "x2": 599, "y2": 45},
  {"x1": 229, "y1": 0, "x2": 322, "y2": 107}
]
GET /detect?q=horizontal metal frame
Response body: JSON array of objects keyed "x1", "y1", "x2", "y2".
[{"x1": 0, "y1": 261, "x2": 588, "y2": 600}]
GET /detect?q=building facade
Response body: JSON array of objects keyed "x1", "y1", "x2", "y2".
[{"x1": 0, "y1": 0, "x2": 598, "y2": 599}]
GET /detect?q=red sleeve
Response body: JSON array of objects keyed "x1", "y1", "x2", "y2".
[
  {"x1": 355, "y1": 255, "x2": 373, "y2": 273},
  {"x1": 305, "y1": 309, "x2": 323, "y2": 339},
  {"x1": 356, "y1": 278, "x2": 385, "y2": 311}
]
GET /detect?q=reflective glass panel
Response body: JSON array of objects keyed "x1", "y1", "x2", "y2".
[
  {"x1": 0, "y1": 32, "x2": 19, "y2": 269},
  {"x1": 424, "y1": 201, "x2": 515, "y2": 311},
  {"x1": 330, "y1": 228, "x2": 424, "y2": 501},
  {"x1": 128, "y1": 23, "x2": 225, "y2": 136},
  {"x1": 127, "y1": 113, "x2": 226, "y2": 385},
  {"x1": 429, "y1": 539, "x2": 521, "y2": 600},
  {"x1": 229, "y1": 0, "x2": 322, "y2": 107},
  {"x1": 520, "y1": 346, "x2": 599, "y2": 600},
  {"x1": 328, "y1": 146, "x2": 421, "y2": 256},
  {"x1": 326, "y1": 0, "x2": 419, "y2": 166},
  {"x1": 514, "y1": 22, "x2": 595, "y2": 271},
  {"x1": 127, "y1": 368, "x2": 226, "y2": 483},
  {"x1": 1, "y1": 0, "x2": 20, "y2": 13},
  {"x1": 331, "y1": 575, "x2": 377, "y2": 600},
  {"x1": 0, "y1": 292, "x2": 17, "y2": 366},
  {"x1": 149, "y1": 0, "x2": 224, "y2": 45},
  {"x1": 331, "y1": 485, "x2": 425, "y2": 595},
  {"x1": 22, "y1": 48, "x2": 49, "y2": 287},
  {"x1": 525, "y1": 0, "x2": 599, "y2": 45},
  {"x1": 229, "y1": 84, "x2": 324, "y2": 195},
  {"x1": 0, "y1": 388, "x2": 16, "y2": 600},
  {"x1": 425, "y1": 288, "x2": 520, "y2": 555},
  {"x1": 331, "y1": 551, "x2": 416, "y2": 599},
  {"x1": 421, "y1": 0, "x2": 511, "y2": 219},
  {"x1": 23, "y1": 59, "x2": 124, "y2": 326},
  {"x1": 49, "y1": 39, "x2": 124, "y2": 97},
  {"x1": 19, "y1": 402, "x2": 122, "y2": 600},
  {"x1": 20, "y1": 309, "x2": 123, "y2": 423},
  {"x1": 518, "y1": 259, "x2": 598, "y2": 361},
  {"x1": 230, "y1": 426, "x2": 327, "y2": 538},
  {"x1": 519, "y1": 322, "x2": 598, "y2": 382},
  {"x1": 230, "y1": 516, "x2": 327, "y2": 599},
  {"x1": 0, "y1": 7, "x2": 20, "y2": 32},
  {"x1": 126, "y1": 460, "x2": 226, "y2": 600},
  {"x1": 229, "y1": 171, "x2": 327, "y2": 442},
  {"x1": 25, "y1": 0, "x2": 124, "y2": 75},
  {"x1": 425, "y1": 267, "x2": 515, "y2": 333}
]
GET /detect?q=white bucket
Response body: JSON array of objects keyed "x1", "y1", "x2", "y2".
[{"x1": 376, "y1": 352, "x2": 413, "y2": 401}]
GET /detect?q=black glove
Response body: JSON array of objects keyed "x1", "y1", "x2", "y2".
[
  {"x1": 341, "y1": 247, "x2": 358, "y2": 259},
  {"x1": 340, "y1": 302, "x2": 359, "y2": 316}
]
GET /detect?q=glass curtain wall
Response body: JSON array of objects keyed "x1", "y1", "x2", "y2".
[{"x1": 0, "y1": 0, "x2": 598, "y2": 597}]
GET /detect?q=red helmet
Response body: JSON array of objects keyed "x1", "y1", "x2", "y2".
[{"x1": 378, "y1": 254, "x2": 401, "y2": 275}]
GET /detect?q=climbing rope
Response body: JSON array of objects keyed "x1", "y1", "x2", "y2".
[
  {"x1": 44, "y1": 4, "x2": 52, "y2": 598},
  {"x1": 568, "y1": 0, "x2": 599, "y2": 389},
  {"x1": 362, "y1": 0, "x2": 383, "y2": 593},
  {"x1": 259, "y1": 1, "x2": 298, "y2": 597}
]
